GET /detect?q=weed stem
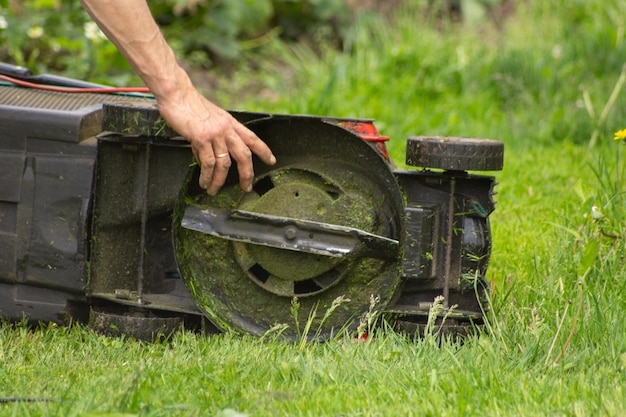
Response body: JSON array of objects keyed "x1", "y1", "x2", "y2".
[
  {"x1": 552, "y1": 282, "x2": 584, "y2": 365},
  {"x1": 589, "y1": 64, "x2": 626, "y2": 148}
]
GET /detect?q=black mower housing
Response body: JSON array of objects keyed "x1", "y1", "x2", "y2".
[{"x1": 0, "y1": 79, "x2": 502, "y2": 339}]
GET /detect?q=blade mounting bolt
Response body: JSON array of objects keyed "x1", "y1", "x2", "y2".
[{"x1": 284, "y1": 226, "x2": 298, "y2": 240}]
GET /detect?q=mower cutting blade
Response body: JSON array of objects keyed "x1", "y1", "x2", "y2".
[{"x1": 181, "y1": 205, "x2": 399, "y2": 259}]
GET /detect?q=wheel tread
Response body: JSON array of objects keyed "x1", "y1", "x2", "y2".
[{"x1": 405, "y1": 136, "x2": 504, "y2": 171}]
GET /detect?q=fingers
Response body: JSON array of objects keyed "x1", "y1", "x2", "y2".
[
  {"x1": 234, "y1": 123, "x2": 276, "y2": 166},
  {"x1": 207, "y1": 151, "x2": 231, "y2": 196},
  {"x1": 220, "y1": 123, "x2": 275, "y2": 194},
  {"x1": 157, "y1": 89, "x2": 275, "y2": 196},
  {"x1": 227, "y1": 144, "x2": 254, "y2": 194},
  {"x1": 200, "y1": 119, "x2": 275, "y2": 196},
  {"x1": 194, "y1": 131, "x2": 257, "y2": 196},
  {"x1": 195, "y1": 143, "x2": 232, "y2": 196},
  {"x1": 221, "y1": 125, "x2": 258, "y2": 194}
]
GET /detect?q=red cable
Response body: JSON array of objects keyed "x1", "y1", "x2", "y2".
[{"x1": 0, "y1": 74, "x2": 151, "y2": 94}]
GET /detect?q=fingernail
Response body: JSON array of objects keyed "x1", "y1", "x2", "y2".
[{"x1": 269, "y1": 154, "x2": 277, "y2": 165}]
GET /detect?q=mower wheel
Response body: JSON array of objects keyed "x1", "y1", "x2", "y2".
[{"x1": 405, "y1": 136, "x2": 504, "y2": 171}]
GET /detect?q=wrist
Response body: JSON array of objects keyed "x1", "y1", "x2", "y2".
[{"x1": 150, "y1": 65, "x2": 194, "y2": 104}]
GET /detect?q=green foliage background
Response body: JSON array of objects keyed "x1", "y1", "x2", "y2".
[
  {"x1": 0, "y1": 0, "x2": 348, "y2": 84},
  {"x1": 230, "y1": 0, "x2": 626, "y2": 149}
]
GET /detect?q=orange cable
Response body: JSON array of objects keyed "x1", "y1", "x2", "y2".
[{"x1": 0, "y1": 74, "x2": 151, "y2": 94}]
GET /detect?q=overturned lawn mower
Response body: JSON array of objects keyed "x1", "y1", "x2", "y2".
[{"x1": 0, "y1": 67, "x2": 503, "y2": 340}]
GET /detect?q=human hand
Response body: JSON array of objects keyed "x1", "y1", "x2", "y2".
[
  {"x1": 79, "y1": 0, "x2": 273, "y2": 195},
  {"x1": 156, "y1": 78, "x2": 276, "y2": 195}
]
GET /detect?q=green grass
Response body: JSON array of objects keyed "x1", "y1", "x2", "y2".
[
  {"x1": 2, "y1": 0, "x2": 626, "y2": 416},
  {"x1": 2, "y1": 316, "x2": 624, "y2": 416}
]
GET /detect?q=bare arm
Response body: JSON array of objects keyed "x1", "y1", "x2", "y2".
[{"x1": 80, "y1": 0, "x2": 275, "y2": 195}]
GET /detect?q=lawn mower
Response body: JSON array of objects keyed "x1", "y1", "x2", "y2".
[{"x1": 0, "y1": 64, "x2": 503, "y2": 340}]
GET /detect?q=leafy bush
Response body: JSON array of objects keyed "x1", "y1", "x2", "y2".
[
  {"x1": 0, "y1": 0, "x2": 135, "y2": 83},
  {"x1": 152, "y1": 0, "x2": 350, "y2": 68},
  {"x1": 0, "y1": 0, "x2": 349, "y2": 84}
]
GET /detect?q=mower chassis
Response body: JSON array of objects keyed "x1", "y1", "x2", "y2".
[{"x1": 0, "y1": 86, "x2": 502, "y2": 339}]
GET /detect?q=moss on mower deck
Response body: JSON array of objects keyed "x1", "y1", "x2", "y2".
[{"x1": 173, "y1": 164, "x2": 401, "y2": 339}]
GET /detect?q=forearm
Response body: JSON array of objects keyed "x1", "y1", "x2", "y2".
[
  {"x1": 80, "y1": 0, "x2": 190, "y2": 100},
  {"x1": 81, "y1": 0, "x2": 276, "y2": 195}
]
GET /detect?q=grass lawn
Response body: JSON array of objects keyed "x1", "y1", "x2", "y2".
[{"x1": 1, "y1": 1, "x2": 626, "y2": 416}]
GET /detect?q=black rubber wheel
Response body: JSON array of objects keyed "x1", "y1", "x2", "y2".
[
  {"x1": 89, "y1": 307, "x2": 182, "y2": 341},
  {"x1": 405, "y1": 136, "x2": 504, "y2": 171}
]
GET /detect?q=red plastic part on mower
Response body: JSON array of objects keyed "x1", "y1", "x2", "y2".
[{"x1": 334, "y1": 120, "x2": 391, "y2": 162}]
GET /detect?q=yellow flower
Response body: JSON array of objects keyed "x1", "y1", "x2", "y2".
[{"x1": 614, "y1": 128, "x2": 626, "y2": 141}]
